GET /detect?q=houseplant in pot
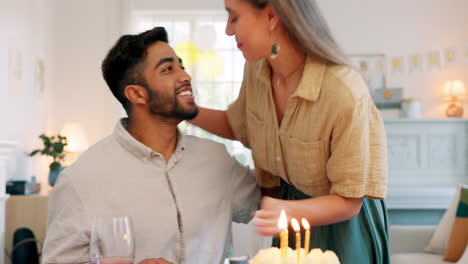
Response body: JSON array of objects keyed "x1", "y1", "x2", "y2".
[{"x1": 29, "y1": 134, "x2": 68, "y2": 186}]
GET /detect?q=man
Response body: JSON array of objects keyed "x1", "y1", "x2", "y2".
[{"x1": 42, "y1": 27, "x2": 259, "y2": 264}]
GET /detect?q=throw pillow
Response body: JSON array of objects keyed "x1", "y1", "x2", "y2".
[
  {"x1": 445, "y1": 187, "x2": 468, "y2": 262},
  {"x1": 425, "y1": 184, "x2": 465, "y2": 254}
]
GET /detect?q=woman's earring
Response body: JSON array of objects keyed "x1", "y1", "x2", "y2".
[
  {"x1": 270, "y1": 31, "x2": 280, "y2": 59},
  {"x1": 271, "y1": 43, "x2": 280, "y2": 59}
]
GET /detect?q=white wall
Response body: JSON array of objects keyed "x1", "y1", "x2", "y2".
[
  {"x1": 133, "y1": 0, "x2": 223, "y2": 10},
  {"x1": 0, "y1": 0, "x2": 132, "y2": 190},
  {"x1": 0, "y1": 0, "x2": 54, "y2": 186},
  {"x1": 47, "y1": 0, "x2": 132, "y2": 146}
]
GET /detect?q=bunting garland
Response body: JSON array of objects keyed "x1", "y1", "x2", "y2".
[{"x1": 351, "y1": 44, "x2": 468, "y2": 77}]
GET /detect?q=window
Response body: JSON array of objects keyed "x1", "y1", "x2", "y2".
[{"x1": 133, "y1": 11, "x2": 253, "y2": 167}]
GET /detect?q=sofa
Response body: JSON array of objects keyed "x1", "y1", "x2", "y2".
[{"x1": 390, "y1": 225, "x2": 465, "y2": 264}]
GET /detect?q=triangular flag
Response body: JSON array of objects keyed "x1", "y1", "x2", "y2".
[
  {"x1": 464, "y1": 46, "x2": 468, "y2": 62},
  {"x1": 427, "y1": 51, "x2": 442, "y2": 70},
  {"x1": 445, "y1": 48, "x2": 458, "y2": 65},
  {"x1": 391, "y1": 57, "x2": 405, "y2": 74},
  {"x1": 408, "y1": 54, "x2": 423, "y2": 72}
]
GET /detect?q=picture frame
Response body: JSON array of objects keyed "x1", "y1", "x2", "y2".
[
  {"x1": 8, "y1": 44, "x2": 24, "y2": 96},
  {"x1": 372, "y1": 88, "x2": 403, "y2": 109},
  {"x1": 34, "y1": 58, "x2": 46, "y2": 97}
]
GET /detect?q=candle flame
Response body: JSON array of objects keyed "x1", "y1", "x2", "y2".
[
  {"x1": 278, "y1": 210, "x2": 288, "y2": 230},
  {"x1": 302, "y1": 218, "x2": 310, "y2": 230},
  {"x1": 291, "y1": 218, "x2": 300, "y2": 232}
]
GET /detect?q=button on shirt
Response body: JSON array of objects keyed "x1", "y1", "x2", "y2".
[
  {"x1": 227, "y1": 57, "x2": 388, "y2": 199},
  {"x1": 42, "y1": 119, "x2": 260, "y2": 264}
]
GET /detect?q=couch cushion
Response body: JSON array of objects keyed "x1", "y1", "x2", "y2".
[
  {"x1": 445, "y1": 187, "x2": 468, "y2": 262},
  {"x1": 426, "y1": 184, "x2": 467, "y2": 255},
  {"x1": 392, "y1": 253, "x2": 451, "y2": 264},
  {"x1": 390, "y1": 225, "x2": 436, "y2": 254}
]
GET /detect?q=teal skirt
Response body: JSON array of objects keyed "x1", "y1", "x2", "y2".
[{"x1": 272, "y1": 180, "x2": 391, "y2": 264}]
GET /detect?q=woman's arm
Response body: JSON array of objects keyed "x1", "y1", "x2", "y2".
[
  {"x1": 190, "y1": 107, "x2": 235, "y2": 140},
  {"x1": 252, "y1": 195, "x2": 363, "y2": 236}
]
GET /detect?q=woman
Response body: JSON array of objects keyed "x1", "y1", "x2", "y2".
[{"x1": 191, "y1": 0, "x2": 390, "y2": 263}]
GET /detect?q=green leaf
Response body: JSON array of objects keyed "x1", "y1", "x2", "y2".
[
  {"x1": 31, "y1": 133, "x2": 69, "y2": 167},
  {"x1": 29, "y1": 150, "x2": 40, "y2": 156},
  {"x1": 52, "y1": 143, "x2": 62, "y2": 153}
]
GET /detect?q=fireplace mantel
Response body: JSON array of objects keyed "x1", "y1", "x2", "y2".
[{"x1": 384, "y1": 119, "x2": 468, "y2": 209}]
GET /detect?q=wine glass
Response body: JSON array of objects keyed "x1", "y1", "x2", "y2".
[{"x1": 89, "y1": 216, "x2": 135, "y2": 264}]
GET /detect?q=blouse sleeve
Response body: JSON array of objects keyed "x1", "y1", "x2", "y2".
[{"x1": 327, "y1": 96, "x2": 388, "y2": 199}]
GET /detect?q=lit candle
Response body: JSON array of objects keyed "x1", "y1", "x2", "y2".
[
  {"x1": 278, "y1": 210, "x2": 288, "y2": 261},
  {"x1": 302, "y1": 218, "x2": 311, "y2": 254},
  {"x1": 291, "y1": 218, "x2": 301, "y2": 263}
]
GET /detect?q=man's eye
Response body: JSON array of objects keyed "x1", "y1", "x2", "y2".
[
  {"x1": 231, "y1": 17, "x2": 238, "y2": 23},
  {"x1": 162, "y1": 66, "x2": 172, "y2": 72},
  {"x1": 181, "y1": 66, "x2": 186, "y2": 70}
]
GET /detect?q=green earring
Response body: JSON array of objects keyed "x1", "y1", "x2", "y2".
[{"x1": 271, "y1": 43, "x2": 280, "y2": 59}]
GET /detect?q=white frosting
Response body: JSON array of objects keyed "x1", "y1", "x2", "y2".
[{"x1": 249, "y1": 248, "x2": 340, "y2": 264}]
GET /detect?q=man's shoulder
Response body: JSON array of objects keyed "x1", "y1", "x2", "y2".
[
  {"x1": 74, "y1": 135, "x2": 117, "y2": 162},
  {"x1": 184, "y1": 134, "x2": 226, "y2": 151},
  {"x1": 60, "y1": 135, "x2": 118, "y2": 178},
  {"x1": 183, "y1": 134, "x2": 234, "y2": 161}
]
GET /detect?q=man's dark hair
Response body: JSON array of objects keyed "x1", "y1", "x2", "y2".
[{"x1": 102, "y1": 27, "x2": 168, "y2": 113}]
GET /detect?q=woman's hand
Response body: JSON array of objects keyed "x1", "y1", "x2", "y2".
[
  {"x1": 252, "y1": 196, "x2": 289, "y2": 236},
  {"x1": 252, "y1": 194, "x2": 364, "y2": 236}
]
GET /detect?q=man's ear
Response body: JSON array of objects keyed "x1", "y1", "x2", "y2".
[
  {"x1": 124, "y1": 85, "x2": 148, "y2": 105},
  {"x1": 266, "y1": 4, "x2": 280, "y2": 31}
]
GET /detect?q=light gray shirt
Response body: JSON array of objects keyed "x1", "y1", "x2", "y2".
[{"x1": 42, "y1": 119, "x2": 260, "y2": 264}]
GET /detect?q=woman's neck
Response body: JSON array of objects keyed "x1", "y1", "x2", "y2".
[{"x1": 266, "y1": 30, "x2": 306, "y2": 80}]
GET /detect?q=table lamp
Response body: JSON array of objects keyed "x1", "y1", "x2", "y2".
[
  {"x1": 60, "y1": 122, "x2": 89, "y2": 165},
  {"x1": 444, "y1": 80, "x2": 465, "y2": 118}
]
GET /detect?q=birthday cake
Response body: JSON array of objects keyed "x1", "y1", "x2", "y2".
[
  {"x1": 249, "y1": 211, "x2": 340, "y2": 264},
  {"x1": 249, "y1": 248, "x2": 340, "y2": 264}
]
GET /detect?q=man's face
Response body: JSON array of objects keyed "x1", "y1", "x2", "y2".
[{"x1": 141, "y1": 42, "x2": 198, "y2": 120}]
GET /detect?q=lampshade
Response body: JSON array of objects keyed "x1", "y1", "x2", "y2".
[
  {"x1": 60, "y1": 122, "x2": 89, "y2": 152},
  {"x1": 444, "y1": 80, "x2": 466, "y2": 97}
]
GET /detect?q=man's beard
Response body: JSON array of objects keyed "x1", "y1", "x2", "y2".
[{"x1": 146, "y1": 85, "x2": 199, "y2": 120}]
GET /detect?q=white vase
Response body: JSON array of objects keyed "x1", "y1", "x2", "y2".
[{"x1": 402, "y1": 101, "x2": 422, "y2": 119}]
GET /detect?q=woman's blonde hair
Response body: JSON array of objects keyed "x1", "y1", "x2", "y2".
[{"x1": 244, "y1": 0, "x2": 349, "y2": 65}]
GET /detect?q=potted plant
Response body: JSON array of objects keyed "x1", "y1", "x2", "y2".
[{"x1": 29, "y1": 134, "x2": 68, "y2": 186}]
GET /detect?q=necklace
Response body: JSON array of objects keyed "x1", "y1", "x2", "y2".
[{"x1": 274, "y1": 56, "x2": 307, "y2": 89}]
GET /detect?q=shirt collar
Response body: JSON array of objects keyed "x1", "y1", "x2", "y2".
[
  {"x1": 257, "y1": 56, "x2": 327, "y2": 102},
  {"x1": 113, "y1": 118, "x2": 186, "y2": 161}
]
